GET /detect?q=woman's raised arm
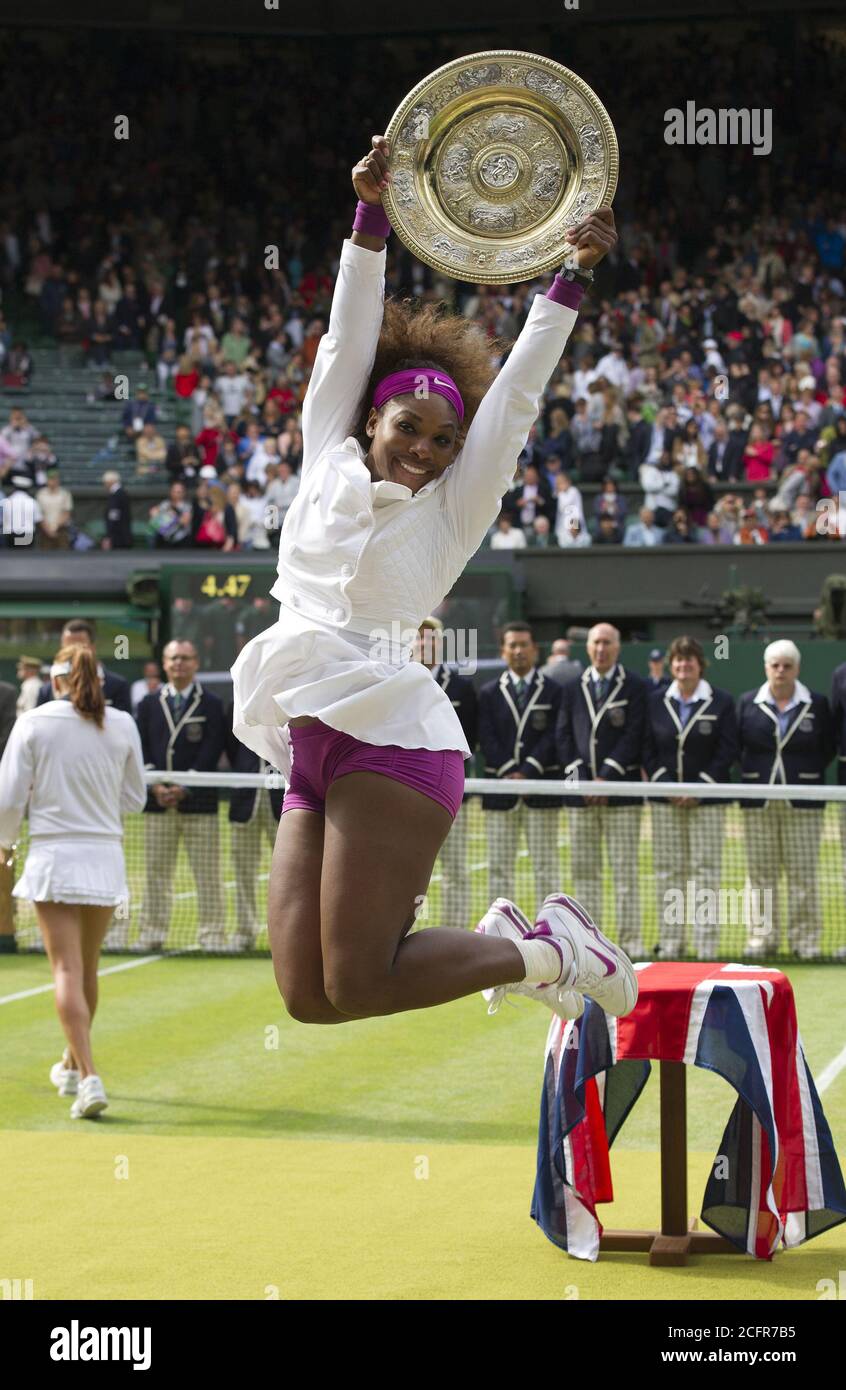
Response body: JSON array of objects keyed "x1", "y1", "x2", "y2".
[{"x1": 300, "y1": 137, "x2": 394, "y2": 473}]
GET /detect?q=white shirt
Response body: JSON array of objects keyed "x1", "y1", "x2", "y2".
[
  {"x1": 17, "y1": 674, "x2": 42, "y2": 715},
  {"x1": 215, "y1": 373, "x2": 250, "y2": 417},
  {"x1": 231, "y1": 238, "x2": 580, "y2": 778},
  {"x1": 490, "y1": 526, "x2": 527, "y2": 549},
  {"x1": 0, "y1": 702, "x2": 146, "y2": 845},
  {"x1": 639, "y1": 461, "x2": 680, "y2": 513},
  {"x1": 595, "y1": 351, "x2": 629, "y2": 391}
]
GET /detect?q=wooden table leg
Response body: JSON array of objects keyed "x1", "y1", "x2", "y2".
[{"x1": 650, "y1": 1060, "x2": 692, "y2": 1264}]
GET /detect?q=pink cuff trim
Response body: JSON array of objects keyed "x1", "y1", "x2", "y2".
[
  {"x1": 546, "y1": 274, "x2": 585, "y2": 310},
  {"x1": 353, "y1": 199, "x2": 391, "y2": 239}
]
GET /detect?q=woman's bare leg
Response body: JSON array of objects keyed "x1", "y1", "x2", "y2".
[
  {"x1": 79, "y1": 905, "x2": 117, "y2": 1041},
  {"x1": 266, "y1": 808, "x2": 351, "y2": 1023},
  {"x1": 320, "y1": 771, "x2": 526, "y2": 1018},
  {"x1": 36, "y1": 903, "x2": 97, "y2": 1078}
]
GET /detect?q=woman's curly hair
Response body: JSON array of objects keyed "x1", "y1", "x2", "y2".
[{"x1": 350, "y1": 295, "x2": 512, "y2": 455}]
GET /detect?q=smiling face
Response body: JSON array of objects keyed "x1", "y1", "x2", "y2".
[{"x1": 365, "y1": 392, "x2": 460, "y2": 494}]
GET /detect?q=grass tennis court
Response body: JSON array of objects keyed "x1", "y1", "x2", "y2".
[{"x1": 2, "y1": 953, "x2": 845, "y2": 1299}]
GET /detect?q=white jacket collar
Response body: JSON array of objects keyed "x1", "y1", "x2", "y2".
[
  {"x1": 667, "y1": 678, "x2": 712, "y2": 702},
  {"x1": 754, "y1": 679, "x2": 811, "y2": 709}
]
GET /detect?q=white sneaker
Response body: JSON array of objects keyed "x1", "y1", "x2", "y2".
[
  {"x1": 474, "y1": 897, "x2": 584, "y2": 1019},
  {"x1": 535, "y1": 893, "x2": 638, "y2": 1018},
  {"x1": 50, "y1": 1050, "x2": 79, "y2": 1096},
  {"x1": 70, "y1": 1074, "x2": 108, "y2": 1119}
]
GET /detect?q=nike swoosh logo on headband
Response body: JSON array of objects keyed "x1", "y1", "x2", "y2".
[{"x1": 433, "y1": 377, "x2": 452, "y2": 387}]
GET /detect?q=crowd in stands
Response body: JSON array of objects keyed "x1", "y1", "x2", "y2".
[{"x1": 0, "y1": 24, "x2": 845, "y2": 551}]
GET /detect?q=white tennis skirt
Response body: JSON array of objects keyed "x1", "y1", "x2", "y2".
[{"x1": 13, "y1": 835, "x2": 129, "y2": 907}]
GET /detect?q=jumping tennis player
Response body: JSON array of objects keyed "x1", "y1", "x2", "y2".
[
  {"x1": 0, "y1": 645, "x2": 146, "y2": 1116},
  {"x1": 232, "y1": 134, "x2": 637, "y2": 1025}
]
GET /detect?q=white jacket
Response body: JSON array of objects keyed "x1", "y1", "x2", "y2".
[
  {"x1": 231, "y1": 238, "x2": 579, "y2": 777},
  {"x1": 0, "y1": 702, "x2": 146, "y2": 845}
]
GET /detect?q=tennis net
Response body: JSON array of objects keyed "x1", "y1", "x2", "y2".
[{"x1": 7, "y1": 773, "x2": 846, "y2": 961}]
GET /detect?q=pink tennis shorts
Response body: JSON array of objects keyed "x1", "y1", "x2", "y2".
[{"x1": 283, "y1": 719, "x2": 465, "y2": 820}]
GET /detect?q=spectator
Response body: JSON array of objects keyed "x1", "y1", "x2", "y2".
[
  {"x1": 593, "y1": 475, "x2": 627, "y2": 527},
  {"x1": 490, "y1": 512, "x2": 527, "y2": 550},
  {"x1": 542, "y1": 638, "x2": 584, "y2": 688},
  {"x1": 0, "y1": 408, "x2": 35, "y2": 474},
  {"x1": 135, "y1": 421, "x2": 167, "y2": 476},
  {"x1": 215, "y1": 360, "x2": 251, "y2": 425},
  {"x1": 662, "y1": 507, "x2": 696, "y2": 544},
  {"x1": 768, "y1": 507, "x2": 802, "y2": 542},
  {"x1": 624, "y1": 505, "x2": 663, "y2": 547},
  {"x1": 1, "y1": 472, "x2": 41, "y2": 547},
  {"x1": 510, "y1": 462, "x2": 554, "y2": 530},
  {"x1": 672, "y1": 418, "x2": 708, "y2": 471},
  {"x1": 121, "y1": 385, "x2": 156, "y2": 441},
  {"x1": 165, "y1": 424, "x2": 201, "y2": 484},
  {"x1": 101, "y1": 470, "x2": 132, "y2": 550},
  {"x1": 639, "y1": 448, "x2": 681, "y2": 527},
  {"x1": 3, "y1": 341, "x2": 32, "y2": 386},
  {"x1": 743, "y1": 422, "x2": 776, "y2": 482},
  {"x1": 192, "y1": 481, "x2": 237, "y2": 550},
  {"x1": 25, "y1": 435, "x2": 58, "y2": 487},
  {"x1": 16, "y1": 656, "x2": 43, "y2": 715},
  {"x1": 86, "y1": 300, "x2": 115, "y2": 368},
  {"x1": 620, "y1": 395, "x2": 652, "y2": 478},
  {"x1": 148, "y1": 481, "x2": 193, "y2": 549},
  {"x1": 36, "y1": 469, "x2": 73, "y2": 549},
  {"x1": 680, "y1": 465, "x2": 715, "y2": 527},
  {"x1": 646, "y1": 648, "x2": 670, "y2": 693},
  {"x1": 557, "y1": 513, "x2": 592, "y2": 547},
  {"x1": 734, "y1": 505, "x2": 769, "y2": 545},
  {"x1": 527, "y1": 515, "x2": 558, "y2": 548},
  {"x1": 594, "y1": 514, "x2": 623, "y2": 545},
  {"x1": 538, "y1": 404, "x2": 574, "y2": 469},
  {"x1": 130, "y1": 661, "x2": 162, "y2": 713},
  {"x1": 698, "y1": 509, "x2": 735, "y2": 544},
  {"x1": 263, "y1": 457, "x2": 300, "y2": 537},
  {"x1": 553, "y1": 470, "x2": 585, "y2": 543}
]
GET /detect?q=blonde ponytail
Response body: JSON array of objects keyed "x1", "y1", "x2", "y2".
[{"x1": 53, "y1": 644, "x2": 106, "y2": 729}]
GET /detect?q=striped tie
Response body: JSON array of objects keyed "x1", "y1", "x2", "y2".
[{"x1": 515, "y1": 677, "x2": 528, "y2": 712}]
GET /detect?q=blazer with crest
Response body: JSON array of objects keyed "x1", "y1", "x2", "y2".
[
  {"x1": 643, "y1": 680, "x2": 738, "y2": 803},
  {"x1": 478, "y1": 668, "x2": 563, "y2": 811},
  {"x1": 737, "y1": 682, "x2": 834, "y2": 810},
  {"x1": 831, "y1": 660, "x2": 846, "y2": 786},
  {"x1": 136, "y1": 682, "x2": 226, "y2": 815},
  {"x1": 554, "y1": 664, "x2": 647, "y2": 808}
]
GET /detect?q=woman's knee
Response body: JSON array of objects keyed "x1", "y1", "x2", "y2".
[{"x1": 322, "y1": 962, "x2": 382, "y2": 1018}]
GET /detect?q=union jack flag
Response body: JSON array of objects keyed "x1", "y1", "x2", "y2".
[{"x1": 532, "y1": 962, "x2": 846, "y2": 1261}]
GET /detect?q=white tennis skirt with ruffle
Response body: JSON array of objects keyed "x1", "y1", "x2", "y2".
[
  {"x1": 13, "y1": 835, "x2": 129, "y2": 907},
  {"x1": 231, "y1": 610, "x2": 471, "y2": 782}
]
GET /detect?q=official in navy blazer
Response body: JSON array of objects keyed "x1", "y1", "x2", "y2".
[
  {"x1": 478, "y1": 623, "x2": 563, "y2": 914},
  {"x1": 415, "y1": 618, "x2": 478, "y2": 930},
  {"x1": 738, "y1": 639, "x2": 835, "y2": 959},
  {"x1": 554, "y1": 621, "x2": 646, "y2": 954},
  {"x1": 36, "y1": 619, "x2": 131, "y2": 714},
  {"x1": 133, "y1": 639, "x2": 228, "y2": 952},
  {"x1": 225, "y1": 703, "x2": 284, "y2": 952},
  {"x1": 831, "y1": 658, "x2": 846, "y2": 786},
  {"x1": 643, "y1": 635, "x2": 739, "y2": 959}
]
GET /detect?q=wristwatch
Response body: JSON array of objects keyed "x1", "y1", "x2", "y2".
[{"x1": 560, "y1": 253, "x2": 594, "y2": 287}]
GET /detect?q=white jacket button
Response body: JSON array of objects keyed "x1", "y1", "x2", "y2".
[
  {"x1": 340, "y1": 563, "x2": 353, "y2": 577},
  {"x1": 355, "y1": 510, "x2": 370, "y2": 527},
  {"x1": 333, "y1": 608, "x2": 345, "y2": 623},
  {"x1": 310, "y1": 490, "x2": 320, "y2": 503},
  {"x1": 291, "y1": 595, "x2": 301, "y2": 607}
]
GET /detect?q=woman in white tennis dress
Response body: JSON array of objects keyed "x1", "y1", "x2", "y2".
[
  {"x1": 231, "y1": 135, "x2": 637, "y2": 1028},
  {"x1": 0, "y1": 645, "x2": 146, "y2": 1117}
]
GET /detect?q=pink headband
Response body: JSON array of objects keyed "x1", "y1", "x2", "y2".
[{"x1": 372, "y1": 368, "x2": 464, "y2": 422}]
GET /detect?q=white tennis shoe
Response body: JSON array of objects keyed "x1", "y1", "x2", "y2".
[
  {"x1": 474, "y1": 898, "x2": 584, "y2": 1019},
  {"x1": 50, "y1": 1050, "x2": 79, "y2": 1097},
  {"x1": 534, "y1": 893, "x2": 638, "y2": 1018},
  {"x1": 70, "y1": 1074, "x2": 108, "y2": 1119}
]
